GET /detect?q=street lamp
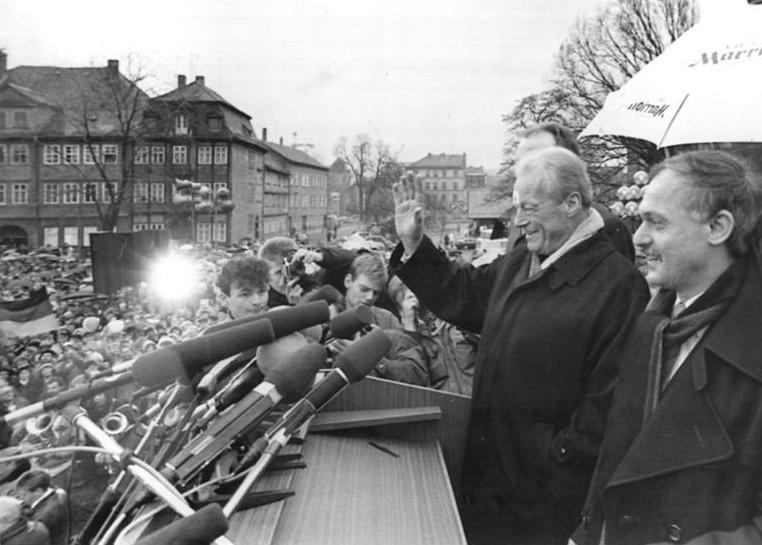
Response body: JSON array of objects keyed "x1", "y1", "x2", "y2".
[
  {"x1": 610, "y1": 170, "x2": 648, "y2": 231},
  {"x1": 173, "y1": 179, "x2": 235, "y2": 243}
]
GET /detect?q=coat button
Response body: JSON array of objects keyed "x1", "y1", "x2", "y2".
[{"x1": 667, "y1": 524, "x2": 682, "y2": 542}]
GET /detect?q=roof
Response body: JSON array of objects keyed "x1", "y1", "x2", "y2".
[
  {"x1": 468, "y1": 189, "x2": 513, "y2": 219},
  {"x1": 264, "y1": 141, "x2": 328, "y2": 170},
  {"x1": 2, "y1": 64, "x2": 149, "y2": 137},
  {"x1": 153, "y1": 80, "x2": 251, "y2": 120},
  {"x1": 408, "y1": 153, "x2": 466, "y2": 169}
]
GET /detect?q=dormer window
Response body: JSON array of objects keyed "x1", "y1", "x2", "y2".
[
  {"x1": 175, "y1": 114, "x2": 189, "y2": 135},
  {"x1": 208, "y1": 116, "x2": 222, "y2": 132},
  {"x1": 144, "y1": 113, "x2": 160, "y2": 132},
  {"x1": 12, "y1": 111, "x2": 28, "y2": 129}
]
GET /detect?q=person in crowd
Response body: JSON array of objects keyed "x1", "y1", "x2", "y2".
[
  {"x1": 342, "y1": 253, "x2": 399, "y2": 329},
  {"x1": 391, "y1": 148, "x2": 650, "y2": 545},
  {"x1": 370, "y1": 276, "x2": 448, "y2": 387},
  {"x1": 214, "y1": 256, "x2": 271, "y2": 321},
  {"x1": 13, "y1": 469, "x2": 68, "y2": 545},
  {"x1": 257, "y1": 237, "x2": 302, "y2": 308},
  {"x1": 0, "y1": 496, "x2": 50, "y2": 545},
  {"x1": 516, "y1": 122, "x2": 636, "y2": 262},
  {"x1": 571, "y1": 150, "x2": 762, "y2": 545}
]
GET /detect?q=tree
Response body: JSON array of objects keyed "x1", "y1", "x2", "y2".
[
  {"x1": 65, "y1": 56, "x2": 151, "y2": 232},
  {"x1": 333, "y1": 135, "x2": 398, "y2": 223},
  {"x1": 499, "y1": 0, "x2": 698, "y2": 203}
]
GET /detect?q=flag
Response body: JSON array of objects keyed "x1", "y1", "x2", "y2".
[{"x1": 0, "y1": 287, "x2": 59, "y2": 339}]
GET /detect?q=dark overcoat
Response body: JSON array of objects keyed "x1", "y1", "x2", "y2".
[
  {"x1": 573, "y1": 254, "x2": 762, "y2": 545},
  {"x1": 391, "y1": 233, "x2": 649, "y2": 531}
]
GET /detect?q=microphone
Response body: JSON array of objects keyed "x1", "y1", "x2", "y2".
[
  {"x1": 327, "y1": 304, "x2": 373, "y2": 340},
  {"x1": 301, "y1": 284, "x2": 342, "y2": 305},
  {"x1": 234, "y1": 329, "x2": 390, "y2": 473},
  {"x1": 134, "y1": 504, "x2": 229, "y2": 545},
  {"x1": 203, "y1": 300, "x2": 330, "y2": 336},
  {"x1": 192, "y1": 363, "x2": 265, "y2": 429},
  {"x1": 131, "y1": 319, "x2": 275, "y2": 387},
  {"x1": 163, "y1": 342, "x2": 326, "y2": 485}
]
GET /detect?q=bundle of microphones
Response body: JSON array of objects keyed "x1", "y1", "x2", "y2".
[{"x1": 0, "y1": 285, "x2": 392, "y2": 545}]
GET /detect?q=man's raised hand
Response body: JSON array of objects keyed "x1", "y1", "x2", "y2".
[{"x1": 393, "y1": 171, "x2": 425, "y2": 256}]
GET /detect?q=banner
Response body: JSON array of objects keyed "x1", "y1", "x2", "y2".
[{"x1": 0, "y1": 287, "x2": 59, "y2": 339}]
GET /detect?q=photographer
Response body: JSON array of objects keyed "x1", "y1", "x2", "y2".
[{"x1": 257, "y1": 237, "x2": 304, "y2": 308}]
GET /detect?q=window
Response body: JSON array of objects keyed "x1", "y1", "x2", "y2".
[
  {"x1": 135, "y1": 146, "x2": 150, "y2": 164},
  {"x1": 102, "y1": 182, "x2": 118, "y2": 203},
  {"x1": 43, "y1": 227, "x2": 59, "y2": 247},
  {"x1": 0, "y1": 185, "x2": 5, "y2": 204},
  {"x1": 144, "y1": 113, "x2": 160, "y2": 132},
  {"x1": 134, "y1": 183, "x2": 149, "y2": 203},
  {"x1": 63, "y1": 183, "x2": 80, "y2": 204},
  {"x1": 63, "y1": 144, "x2": 80, "y2": 165},
  {"x1": 172, "y1": 145, "x2": 187, "y2": 164},
  {"x1": 82, "y1": 226, "x2": 99, "y2": 247},
  {"x1": 214, "y1": 145, "x2": 228, "y2": 165},
  {"x1": 12, "y1": 184, "x2": 28, "y2": 204},
  {"x1": 11, "y1": 145, "x2": 28, "y2": 164},
  {"x1": 43, "y1": 145, "x2": 61, "y2": 165},
  {"x1": 84, "y1": 183, "x2": 98, "y2": 203},
  {"x1": 0, "y1": 145, "x2": 6, "y2": 164},
  {"x1": 150, "y1": 222, "x2": 165, "y2": 230},
  {"x1": 196, "y1": 222, "x2": 211, "y2": 243},
  {"x1": 0, "y1": 111, "x2": 6, "y2": 129},
  {"x1": 208, "y1": 117, "x2": 222, "y2": 131},
  {"x1": 83, "y1": 144, "x2": 99, "y2": 164},
  {"x1": 63, "y1": 227, "x2": 78, "y2": 246},
  {"x1": 102, "y1": 145, "x2": 118, "y2": 164},
  {"x1": 175, "y1": 114, "x2": 188, "y2": 135},
  {"x1": 150, "y1": 183, "x2": 165, "y2": 203},
  {"x1": 198, "y1": 145, "x2": 212, "y2": 165},
  {"x1": 213, "y1": 222, "x2": 226, "y2": 242},
  {"x1": 43, "y1": 184, "x2": 59, "y2": 204},
  {"x1": 12, "y1": 111, "x2": 28, "y2": 129},
  {"x1": 151, "y1": 146, "x2": 165, "y2": 164}
]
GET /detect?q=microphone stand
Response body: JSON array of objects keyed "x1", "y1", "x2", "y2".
[{"x1": 76, "y1": 383, "x2": 185, "y2": 545}]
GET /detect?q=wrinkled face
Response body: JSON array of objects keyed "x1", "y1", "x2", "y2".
[
  {"x1": 344, "y1": 273, "x2": 384, "y2": 308},
  {"x1": 513, "y1": 174, "x2": 574, "y2": 256},
  {"x1": 634, "y1": 170, "x2": 713, "y2": 297},
  {"x1": 222, "y1": 280, "x2": 268, "y2": 320}
]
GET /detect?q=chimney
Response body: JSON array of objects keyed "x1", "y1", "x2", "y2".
[
  {"x1": 262, "y1": 128, "x2": 268, "y2": 142},
  {"x1": 195, "y1": 75, "x2": 205, "y2": 86},
  {"x1": 177, "y1": 74, "x2": 186, "y2": 88},
  {"x1": 0, "y1": 50, "x2": 6, "y2": 75},
  {"x1": 279, "y1": 137, "x2": 284, "y2": 146},
  {"x1": 107, "y1": 59, "x2": 119, "y2": 79}
]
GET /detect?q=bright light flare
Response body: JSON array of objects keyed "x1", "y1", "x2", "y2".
[{"x1": 147, "y1": 254, "x2": 199, "y2": 302}]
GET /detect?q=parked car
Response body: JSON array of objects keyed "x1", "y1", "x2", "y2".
[{"x1": 454, "y1": 237, "x2": 477, "y2": 250}]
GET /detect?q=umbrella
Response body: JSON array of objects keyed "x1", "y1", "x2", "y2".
[{"x1": 580, "y1": 6, "x2": 762, "y2": 148}]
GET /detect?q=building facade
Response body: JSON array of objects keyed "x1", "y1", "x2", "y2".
[
  {"x1": 0, "y1": 53, "x2": 139, "y2": 248},
  {"x1": 262, "y1": 139, "x2": 329, "y2": 243}
]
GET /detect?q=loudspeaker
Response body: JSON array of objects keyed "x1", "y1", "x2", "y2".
[{"x1": 90, "y1": 231, "x2": 169, "y2": 294}]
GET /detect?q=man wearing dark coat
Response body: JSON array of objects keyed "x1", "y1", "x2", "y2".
[
  {"x1": 391, "y1": 147, "x2": 649, "y2": 544},
  {"x1": 572, "y1": 150, "x2": 762, "y2": 545}
]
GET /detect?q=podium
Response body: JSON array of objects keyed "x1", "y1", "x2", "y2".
[
  {"x1": 134, "y1": 377, "x2": 471, "y2": 545},
  {"x1": 228, "y1": 376, "x2": 470, "y2": 545}
]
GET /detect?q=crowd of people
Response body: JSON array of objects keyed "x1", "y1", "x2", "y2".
[{"x1": 2, "y1": 121, "x2": 762, "y2": 545}]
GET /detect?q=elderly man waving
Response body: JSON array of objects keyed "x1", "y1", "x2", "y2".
[{"x1": 391, "y1": 147, "x2": 649, "y2": 545}]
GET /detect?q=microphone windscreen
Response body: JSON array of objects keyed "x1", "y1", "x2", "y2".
[
  {"x1": 302, "y1": 285, "x2": 342, "y2": 305},
  {"x1": 134, "y1": 504, "x2": 229, "y2": 545},
  {"x1": 334, "y1": 329, "x2": 391, "y2": 383},
  {"x1": 266, "y1": 342, "x2": 327, "y2": 402},
  {"x1": 328, "y1": 305, "x2": 372, "y2": 340},
  {"x1": 267, "y1": 301, "x2": 330, "y2": 337},
  {"x1": 132, "y1": 319, "x2": 275, "y2": 386}
]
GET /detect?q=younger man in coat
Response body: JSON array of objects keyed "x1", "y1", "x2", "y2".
[{"x1": 572, "y1": 150, "x2": 762, "y2": 545}]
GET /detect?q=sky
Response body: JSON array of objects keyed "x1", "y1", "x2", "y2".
[{"x1": 0, "y1": 0, "x2": 738, "y2": 171}]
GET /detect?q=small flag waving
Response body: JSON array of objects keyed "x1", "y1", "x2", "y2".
[{"x1": 0, "y1": 287, "x2": 59, "y2": 339}]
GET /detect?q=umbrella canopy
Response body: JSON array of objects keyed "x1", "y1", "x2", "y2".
[{"x1": 580, "y1": 6, "x2": 762, "y2": 148}]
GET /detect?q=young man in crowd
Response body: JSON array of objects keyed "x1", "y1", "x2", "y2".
[
  {"x1": 392, "y1": 148, "x2": 649, "y2": 545},
  {"x1": 572, "y1": 150, "x2": 762, "y2": 545},
  {"x1": 14, "y1": 469, "x2": 67, "y2": 545}
]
